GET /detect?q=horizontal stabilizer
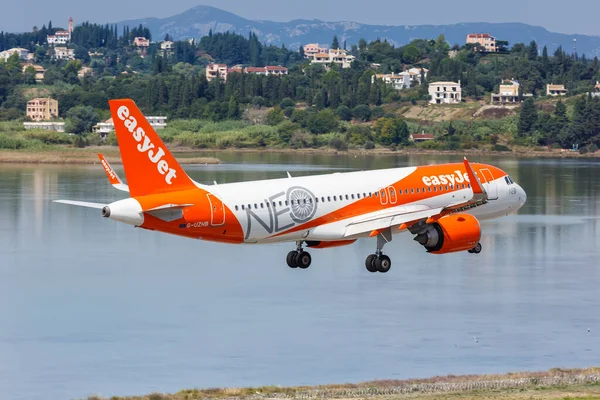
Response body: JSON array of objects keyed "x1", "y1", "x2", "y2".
[
  {"x1": 53, "y1": 200, "x2": 106, "y2": 209},
  {"x1": 98, "y1": 154, "x2": 130, "y2": 192}
]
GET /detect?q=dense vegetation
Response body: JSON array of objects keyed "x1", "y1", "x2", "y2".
[{"x1": 1, "y1": 22, "x2": 600, "y2": 153}]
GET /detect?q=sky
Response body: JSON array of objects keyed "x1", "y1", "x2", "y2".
[{"x1": 2, "y1": 0, "x2": 600, "y2": 36}]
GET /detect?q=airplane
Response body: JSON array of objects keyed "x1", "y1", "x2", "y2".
[{"x1": 55, "y1": 99, "x2": 527, "y2": 273}]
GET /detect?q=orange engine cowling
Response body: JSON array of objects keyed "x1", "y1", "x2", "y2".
[
  {"x1": 414, "y1": 213, "x2": 481, "y2": 254},
  {"x1": 305, "y1": 240, "x2": 357, "y2": 249}
]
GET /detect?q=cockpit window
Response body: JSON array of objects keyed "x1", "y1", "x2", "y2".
[{"x1": 505, "y1": 175, "x2": 515, "y2": 185}]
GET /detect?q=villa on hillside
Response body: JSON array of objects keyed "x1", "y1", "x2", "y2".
[
  {"x1": 303, "y1": 43, "x2": 328, "y2": 59},
  {"x1": 53, "y1": 47, "x2": 74, "y2": 60},
  {"x1": 372, "y1": 72, "x2": 411, "y2": 90},
  {"x1": 306, "y1": 48, "x2": 355, "y2": 68},
  {"x1": 26, "y1": 98, "x2": 58, "y2": 121},
  {"x1": 466, "y1": 33, "x2": 497, "y2": 52},
  {"x1": 206, "y1": 63, "x2": 229, "y2": 82},
  {"x1": 47, "y1": 17, "x2": 73, "y2": 45},
  {"x1": 206, "y1": 64, "x2": 289, "y2": 82},
  {"x1": 0, "y1": 48, "x2": 31, "y2": 61},
  {"x1": 429, "y1": 81, "x2": 462, "y2": 104},
  {"x1": 22, "y1": 63, "x2": 46, "y2": 82},
  {"x1": 547, "y1": 84, "x2": 567, "y2": 96},
  {"x1": 491, "y1": 79, "x2": 533, "y2": 104}
]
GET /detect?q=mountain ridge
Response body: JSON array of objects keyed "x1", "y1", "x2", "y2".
[{"x1": 115, "y1": 5, "x2": 600, "y2": 56}]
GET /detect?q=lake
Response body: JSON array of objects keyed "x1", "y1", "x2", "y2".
[{"x1": 1, "y1": 152, "x2": 599, "y2": 400}]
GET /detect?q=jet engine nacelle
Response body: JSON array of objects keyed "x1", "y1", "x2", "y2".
[{"x1": 414, "y1": 213, "x2": 481, "y2": 254}]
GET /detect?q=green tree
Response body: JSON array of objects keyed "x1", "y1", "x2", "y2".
[
  {"x1": 227, "y1": 95, "x2": 240, "y2": 119},
  {"x1": 518, "y1": 98, "x2": 538, "y2": 136},
  {"x1": 65, "y1": 106, "x2": 100, "y2": 134},
  {"x1": 265, "y1": 107, "x2": 285, "y2": 125},
  {"x1": 373, "y1": 117, "x2": 409, "y2": 146},
  {"x1": 331, "y1": 35, "x2": 340, "y2": 50},
  {"x1": 307, "y1": 109, "x2": 339, "y2": 134},
  {"x1": 336, "y1": 105, "x2": 352, "y2": 121},
  {"x1": 402, "y1": 45, "x2": 421, "y2": 64}
]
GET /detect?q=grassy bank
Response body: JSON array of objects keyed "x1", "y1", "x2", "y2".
[{"x1": 85, "y1": 367, "x2": 600, "y2": 400}]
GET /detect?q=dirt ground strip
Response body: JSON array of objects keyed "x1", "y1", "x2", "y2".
[{"x1": 85, "y1": 368, "x2": 600, "y2": 400}]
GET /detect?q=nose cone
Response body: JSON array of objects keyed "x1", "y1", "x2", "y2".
[{"x1": 517, "y1": 184, "x2": 527, "y2": 208}]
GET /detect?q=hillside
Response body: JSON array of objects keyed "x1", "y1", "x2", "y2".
[{"x1": 116, "y1": 5, "x2": 600, "y2": 55}]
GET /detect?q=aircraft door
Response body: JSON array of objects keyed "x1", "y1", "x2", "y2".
[
  {"x1": 478, "y1": 168, "x2": 499, "y2": 200},
  {"x1": 206, "y1": 194, "x2": 225, "y2": 226}
]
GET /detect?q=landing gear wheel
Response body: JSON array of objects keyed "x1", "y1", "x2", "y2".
[
  {"x1": 286, "y1": 251, "x2": 299, "y2": 268},
  {"x1": 296, "y1": 251, "x2": 312, "y2": 269},
  {"x1": 365, "y1": 254, "x2": 378, "y2": 273},
  {"x1": 472, "y1": 243, "x2": 482, "y2": 254},
  {"x1": 375, "y1": 255, "x2": 391, "y2": 273}
]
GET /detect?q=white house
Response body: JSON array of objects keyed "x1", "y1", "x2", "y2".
[
  {"x1": 53, "y1": 47, "x2": 75, "y2": 60},
  {"x1": 408, "y1": 67, "x2": 429, "y2": 84},
  {"x1": 93, "y1": 117, "x2": 167, "y2": 138},
  {"x1": 372, "y1": 72, "x2": 411, "y2": 90},
  {"x1": 429, "y1": 81, "x2": 462, "y2": 104},
  {"x1": 23, "y1": 122, "x2": 65, "y2": 132},
  {"x1": 0, "y1": 48, "x2": 31, "y2": 61},
  {"x1": 308, "y1": 49, "x2": 355, "y2": 68}
]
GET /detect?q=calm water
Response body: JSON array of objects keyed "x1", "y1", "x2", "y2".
[{"x1": 1, "y1": 153, "x2": 599, "y2": 400}]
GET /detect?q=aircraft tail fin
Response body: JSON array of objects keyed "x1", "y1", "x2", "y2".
[{"x1": 108, "y1": 99, "x2": 196, "y2": 197}]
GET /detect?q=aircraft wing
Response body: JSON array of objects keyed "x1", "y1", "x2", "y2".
[
  {"x1": 98, "y1": 154, "x2": 129, "y2": 192},
  {"x1": 343, "y1": 157, "x2": 489, "y2": 238}
]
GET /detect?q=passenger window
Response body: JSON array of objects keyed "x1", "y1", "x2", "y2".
[
  {"x1": 468, "y1": 184, "x2": 471, "y2": 188},
  {"x1": 416, "y1": 188, "x2": 420, "y2": 193},
  {"x1": 241, "y1": 205, "x2": 245, "y2": 210},
  {"x1": 327, "y1": 196, "x2": 331, "y2": 202},
  {"x1": 254, "y1": 203, "x2": 258, "y2": 209},
  {"x1": 345, "y1": 195, "x2": 349, "y2": 200},
  {"x1": 374, "y1": 192, "x2": 379, "y2": 197},
  {"x1": 363, "y1": 193, "x2": 367, "y2": 198},
  {"x1": 369, "y1": 192, "x2": 372, "y2": 197},
  {"x1": 351, "y1": 194, "x2": 355, "y2": 199},
  {"x1": 279, "y1": 201, "x2": 283, "y2": 206},
  {"x1": 433, "y1": 187, "x2": 437, "y2": 192},
  {"x1": 285, "y1": 201, "x2": 289, "y2": 206},
  {"x1": 235, "y1": 205, "x2": 239, "y2": 211},
  {"x1": 428, "y1": 187, "x2": 431, "y2": 192},
  {"x1": 411, "y1": 188, "x2": 414, "y2": 194},
  {"x1": 321, "y1": 197, "x2": 325, "y2": 202},
  {"x1": 315, "y1": 198, "x2": 319, "y2": 203}
]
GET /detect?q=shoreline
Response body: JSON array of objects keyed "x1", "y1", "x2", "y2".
[
  {"x1": 86, "y1": 367, "x2": 600, "y2": 400},
  {"x1": 0, "y1": 145, "x2": 598, "y2": 165}
]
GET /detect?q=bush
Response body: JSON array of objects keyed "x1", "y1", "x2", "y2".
[
  {"x1": 348, "y1": 125, "x2": 373, "y2": 146},
  {"x1": 307, "y1": 109, "x2": 339, "y2": 134},
  {"x1": 588, "y1": 143, "x2": 598, "y2": 153},
  {"x1": 336, "y1": 105, "x2": 353, "y2": 121},
  {"x1": 280, "y1": 98, "x2": 295, "y2": 109},
  {"x1": 352, "y1": 105, "x2": 371, "y2": 122},
  {"x1": 0, "y1": 133, "x2": 27, "y2": 149},
  {"x1": 364, "y1": 140, "x2": 375, "y2": 150},
  {"x1": 329, "y1": 135, "x2": 349, "y2": 151},
  {"x1": 265, "y1": 107, "x2": 285, "y2": 126}
]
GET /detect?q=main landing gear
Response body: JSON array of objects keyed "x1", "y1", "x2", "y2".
[
  {"x1": 468, "y1": 242, "x2": 482, "y2": 254},
  {"x1": 286, "y1": 241, "x2": 312, "y2": 269},
  {"x1": 365, "y1": 227, "x2": 393, "y2": 273}
]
